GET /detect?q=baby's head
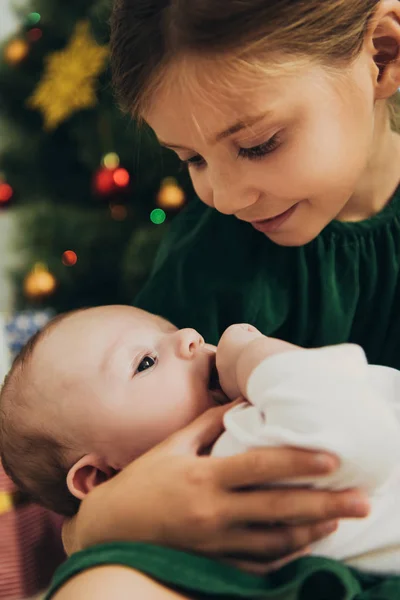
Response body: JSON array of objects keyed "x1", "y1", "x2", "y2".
[{"x1": 0, "y1": 306, "x2": 222, "y2": 516}]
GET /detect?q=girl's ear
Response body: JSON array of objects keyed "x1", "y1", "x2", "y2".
[
  {"x1": 66, "y1": 454, "x2": 117, "y2": 500},
  {"x1": 369, "y1": 0, "x2": 400, "y2": 99}
]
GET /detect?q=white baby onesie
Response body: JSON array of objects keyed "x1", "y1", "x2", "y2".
[{"x1": 212, "y1": 344, "x2": 400, "y2": 574}]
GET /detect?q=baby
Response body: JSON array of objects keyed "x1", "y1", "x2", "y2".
[{"x1": 1, "y1": 305, "x2": 400, "y2": 575}]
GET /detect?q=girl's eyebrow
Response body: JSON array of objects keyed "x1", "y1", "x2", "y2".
[
  {"x1": 214, "y1": 112, "x2": 270, "y2": 143},
  {"x1": 159, "y1": 111, "x2": 271, "y2": 150}
]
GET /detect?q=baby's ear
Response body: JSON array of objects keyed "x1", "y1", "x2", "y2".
[{"x1": 67, "y1": 454, "x2": 116, "y2": 500}]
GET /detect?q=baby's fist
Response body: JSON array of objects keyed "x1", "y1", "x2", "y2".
[{"x1": 216, "y1": 324, "x2": 262, "y2": 399}]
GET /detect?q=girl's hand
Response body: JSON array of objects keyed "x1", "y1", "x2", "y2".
[{"x1": 64, "y1": 404, "x2": 370, "y2": 572}]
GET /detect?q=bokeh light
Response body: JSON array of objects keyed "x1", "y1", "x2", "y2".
[
  {"x1": 157, "y1": 178, "x2": 185, "y2": 210},
  {"x1": 24, "y1": 263, "x2": 57, "y2": 299},
  {"x1": 110, "y1": 204, "x2": 128, "y2": 221},
  {"x1": 113, "y1": 168, "x2": 130, "y2": 187},
  {"x1": 27, "y1": 12, "x2": 41, "y2": 25},
  {"x1": 102, "y1": 152, "x2": 120, "y2": 169},
  {"x1": 150, "y1": 208, "x2": 166, "y2": 225},
  {"x1": 27, "y1": 28, "x2": 43, "y2": 42},
  {"x1": 5, "y1": 39, "x2": 29, "y2": 65}
]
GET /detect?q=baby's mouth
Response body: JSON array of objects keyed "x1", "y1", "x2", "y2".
[
  {"x1": 208, "y1": 354, "x2": 227, "y2": 405},
  {"x1": 209, "y1": 359, "x2": 221, "y2": 391}
]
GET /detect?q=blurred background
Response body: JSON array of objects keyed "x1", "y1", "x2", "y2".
[{"x1": 0, "y1": 1, "x2": 192, "y2": 597}]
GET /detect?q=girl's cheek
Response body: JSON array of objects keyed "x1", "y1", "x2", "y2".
[{"x1": 192, "y1": 178, "x2": 214, "y2": 207}]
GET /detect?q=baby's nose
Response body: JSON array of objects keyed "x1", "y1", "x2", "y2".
[{"x1": 176, "y1": 328, "x2": 205, "y2": 359}]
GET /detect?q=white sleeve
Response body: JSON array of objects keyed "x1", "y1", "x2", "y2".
[{"x1": 212, "y1": 344, "x2": 400, "y2": 493}]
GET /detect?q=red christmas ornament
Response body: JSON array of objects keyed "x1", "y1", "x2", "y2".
[
  {"x1": 93, "y1": 166, "x2": 117, "y2": 197},
  {"x1": 0, "y1": 182, "x2": 13, "y2": 204},
  {"x1": 62, "y1": 250, "x2": 78, "y2": 266},
  {"x1": 93, "y1": 165, "x2": 131, "y2": 198}
]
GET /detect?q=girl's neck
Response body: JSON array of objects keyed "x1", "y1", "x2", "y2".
[{"x1": 338, "y1": 102, "x2": 400, "y2": 222}]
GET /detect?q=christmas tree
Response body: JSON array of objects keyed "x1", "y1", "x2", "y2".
[{"x1": 0, "y1": 0, "x2": 191, "y2": 314}]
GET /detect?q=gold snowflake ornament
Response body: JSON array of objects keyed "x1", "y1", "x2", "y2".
[{"x1": 28, "y1": 21, "x2": 109, "y2": 130}]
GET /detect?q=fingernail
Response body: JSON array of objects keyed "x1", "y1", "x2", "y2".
[
  {"x1": 313, "y1": 454, "x2": 337, "y2": 471},
  {"x1": 345, "y1": 496, "x2": 370, "y2": 516}
]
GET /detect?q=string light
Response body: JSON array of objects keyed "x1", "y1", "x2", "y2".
[
  {"x1": 4, "y1": 39, "x2": 29, "y2": 65},
  {"x1": 27, "y1": 28, "x2": 43, "y2": 42},
  {"x1": 27, "y1": 12, "x2": 41, "y2": 26},
  {"x1": 94, "y1": 163, "x2": 130, "y2": 197},
  {"x1": 102, "y1": 152, "x2": 120, "y2": 169},
  {"x1": 110, "y1": 204, "x2": 128, "y2": 221},
  {"x1": 62, "y1": 250, "x2": 78, "y2": 266},
  {"x1": 113, "y1": 168, "x2": 130, "y2": 188},
  {"x1": 150, "y1": 208, "x2": 166, "y2": 225},
  {"x1": 157, "y1": 177, "x2": 185, "y2": 210}
]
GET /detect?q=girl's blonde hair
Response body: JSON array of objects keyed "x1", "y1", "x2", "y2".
[{"x1": 110, "y1": 0, "x2": 398, "y2": 127}]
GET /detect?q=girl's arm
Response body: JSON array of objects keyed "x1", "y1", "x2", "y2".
[
  {"x1": 63, "y1": 404, "x2": 370, "y2": 571},
  {"x1": 52, "y1": 566, "x2": 189, "y2": 600}
]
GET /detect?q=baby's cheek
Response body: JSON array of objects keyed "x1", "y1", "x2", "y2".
[{"x1": 168, "y1": 388, "x2": 210, "y2": 430}]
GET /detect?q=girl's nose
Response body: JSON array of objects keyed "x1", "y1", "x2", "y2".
[
  {"x1": 175, "y1": 328, "x2": 205, "y2": 359},
  {"x1": 213, "y1": 187, "x2": 260, "y2": 216},
  {"x1": 207, "y1": 158, "x2": 261, "y2": 216}
]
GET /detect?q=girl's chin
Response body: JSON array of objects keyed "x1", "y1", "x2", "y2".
[{"x1": 265, "y1": 226, "x2": 322, "y2": 247}]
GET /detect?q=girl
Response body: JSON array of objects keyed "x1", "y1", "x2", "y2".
[{"x1": 49, "y1": 0, "x2": 400, "y2": 598}]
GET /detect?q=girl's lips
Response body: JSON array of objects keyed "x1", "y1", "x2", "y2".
[{"x1": 251, "y1": 204, "x2": 298, "y2": 233}]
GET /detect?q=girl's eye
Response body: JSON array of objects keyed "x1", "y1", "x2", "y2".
[
  {"x1": 181, "y1": 155, "x2": 206, "y2": 170},
  {"x1": 180, "y1": 134, "x2": 280, "y2": 170},
  {"x1": 238, "y1": 134, "x2": 280, "y2": 160},
  {"x1": 136, "y1": 356, "x2": 156, "y2": 373}
]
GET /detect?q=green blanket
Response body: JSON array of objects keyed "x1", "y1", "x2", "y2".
[{"x1": 45, "y1": 542, "x2": 400, "y2": 599}]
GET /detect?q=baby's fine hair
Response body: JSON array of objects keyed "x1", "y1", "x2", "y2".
[
  {"x1": 0, "y1": 311, "x2": 85, "y2": 517},
  {"x1": 110, "y1": 0, "x2": 383, "y2": 118}
]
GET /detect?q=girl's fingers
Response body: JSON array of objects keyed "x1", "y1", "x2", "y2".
[
  {"x1": 61, "y1": 518, "x2": 77, "y2": 555},
  {"x1": 223, "y1": 487, "x2": 370, "y2": 525},
  {"x1": 166, "y1": 403, "x2": 235, "y2": 454},
  {"x1": 221, "y1": 548, "x2": 311, "y2": 575},
  {"x1": 213, "y1": 447, "x2": 339, "y2": 489},
  {"x1": 201, "y1": 520, "x2": 337, "y2": 559}
]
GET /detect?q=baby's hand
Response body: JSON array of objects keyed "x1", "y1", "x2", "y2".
[
  {"x1": 217, "y1": 326, "x2": 300, "y2": 400},
  {"x1": 216, "y1": 324, "x2": 262, "y2": 399}
]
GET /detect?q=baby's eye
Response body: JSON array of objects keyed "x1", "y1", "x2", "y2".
[{"x1": 137, "y1": 356, "x2": 156, "y2": 373}]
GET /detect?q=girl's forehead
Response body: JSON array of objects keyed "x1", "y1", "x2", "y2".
[
  {"x1": 148, "y1": 67, "x2": 272, "y2": 135},
  {"x1": 146, "y1": 58, "x2": 329, "y2": 142}
]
